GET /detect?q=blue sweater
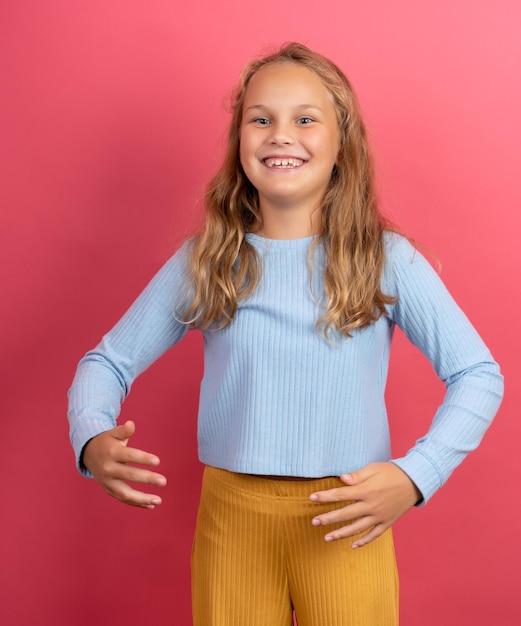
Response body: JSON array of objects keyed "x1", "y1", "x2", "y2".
[{"x1": 68, "y1": 233, "x2": 503, "y2": 503}]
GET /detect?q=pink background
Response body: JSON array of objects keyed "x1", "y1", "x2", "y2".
[{"x1": 1, "y1": 1, "x2": 519, "y2": 624}]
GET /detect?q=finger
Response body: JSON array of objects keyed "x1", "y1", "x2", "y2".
[
  {"x1": 320, "y1": 517, "x2": 374, "y2": 542},
  {"x1": 339, "y1": 464, "x2": 380, "y2": 486},
  {"x1": 323, "y1": 519, "x2": 383, "y2": 544},
  {"x1": 310, "y1": 484, "x2": 371, "y2": 504},
  {"x1": 105, "y1": 478, "x2": 163, "y2": 509},
  {"x1": 339, "y1": 472, "x2": 355, "y2": 486},
  {"x1": 311, "y1": 501, "x2": 365, "y2": 527},
  {"x1": 309, "y1": 485, "x2": 354, "y2": 503},
  {"x1": 109, "y1": 463, "x2": 167, "y2": 487},
  {"x1": 351, "y1": 524, "x2": 386, "y2": 549},
  {"x1": 113, "y1": 419, "x2": 136, "y2": 445},
  {"x1": 113, "y1": 445, "x2": 162, "y2": 468}
]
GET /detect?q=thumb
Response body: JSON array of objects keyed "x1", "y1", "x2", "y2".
[
  {"x1": 340, "y1": 465, "x2": 372, "y2": 486},
  {"x1": 113, "y1": 420, "x2": 136, "y2": 446}
]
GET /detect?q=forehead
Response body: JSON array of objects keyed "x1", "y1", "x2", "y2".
[{"x1": 243, "y1": 62, "x2": 335, "y2": 110}]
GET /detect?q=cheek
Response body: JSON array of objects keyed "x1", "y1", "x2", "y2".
[
  {"x1": 238, "y1": 144, "x2": 250, "y2": 175},
  {"x1": 238, "y1": 138, "x2": 247, "y2": 170},
  {"x1": 239, "y1": 134, "x2": 261, "y2": 178},
  {"x1": 238, "y1": 141, "x2": 255, "y2": 184},
  {"x1": 238, "y1": 132, "x2": 251, "y2": 164}
]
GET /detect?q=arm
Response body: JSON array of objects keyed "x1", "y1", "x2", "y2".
[
  {"x1": 310, "y1": 235, "x2": 504, "y2": 545},
  {"x1": 67, "y1": 246, "x2": 191, "y2": 503}
]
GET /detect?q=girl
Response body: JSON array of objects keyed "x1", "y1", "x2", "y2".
[{"x1": 68, "y1": 43, "x2": 503, "y2": 625}]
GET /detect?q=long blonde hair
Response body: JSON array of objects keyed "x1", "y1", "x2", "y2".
[{"x1": 182, "y1": 42, "x2": 395, "y2": 339}]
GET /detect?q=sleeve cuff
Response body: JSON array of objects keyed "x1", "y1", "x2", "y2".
[
  {"x1": 70, "y1": 417, "x2": 115, "y2": 477},
  {"x1": 391, "y1": 449, "x2": 445, "y2": 506}
]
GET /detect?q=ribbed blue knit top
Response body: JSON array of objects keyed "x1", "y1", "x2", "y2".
[{"x1": 68, "y1": 233, "x2": 503, "y2": 503}]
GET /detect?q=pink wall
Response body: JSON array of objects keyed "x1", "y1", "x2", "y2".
[{"x1": 1, "y1": 1, "x2": 519, "y2": 624}]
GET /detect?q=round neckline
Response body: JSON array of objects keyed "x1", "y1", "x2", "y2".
[{"x1": 246, "y1": 232, "x2": 318, "y2": 250}]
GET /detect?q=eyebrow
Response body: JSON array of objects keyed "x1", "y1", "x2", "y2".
[{"x1": 244, "y1": 104, "x2": 325, "y2": 113}]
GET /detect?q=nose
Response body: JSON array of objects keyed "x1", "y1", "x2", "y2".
[{"x1": 269, "y1": 121, "x2": 294, "y2": 145}]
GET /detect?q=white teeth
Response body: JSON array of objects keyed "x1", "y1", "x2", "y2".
[{"x1": 264, "y1": 157, "x2": 304, "y2": 168}]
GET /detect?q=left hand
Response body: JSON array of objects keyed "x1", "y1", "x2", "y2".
[{"x1": 309, "y1": 462, "x2": 422, "y2": 548}]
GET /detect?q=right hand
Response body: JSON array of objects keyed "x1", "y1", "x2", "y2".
[{"x1": 82, "y1": 420, "x2": 167, "y2": 509}]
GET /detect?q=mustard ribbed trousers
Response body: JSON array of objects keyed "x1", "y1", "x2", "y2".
[{"x1": 191, "y1": 467, "x2": 399, "y2": 626}]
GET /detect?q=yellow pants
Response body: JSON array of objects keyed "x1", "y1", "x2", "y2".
[{"x1": 192, "y1": 467, "x2": 399, "y2": 626}]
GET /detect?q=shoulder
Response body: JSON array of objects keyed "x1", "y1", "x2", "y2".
[
  {"x1": 383, "y1": 230, "x2": 438, "y2": 271},
  {"x1": 162, "y1": 238, "x2": 194, "y2": 274},
  {"x1": 382, "y1": 231, "x2": 440, "y2": 295},
  {"x1": 137, "y1": 238, "x2": 195, "y2": 301},
  {"x1": 382, "y1": 231, "x2": 420, "y2": 279},
  {"x1": 383, "y1": 230, "x2": 419, "y2": 263}
]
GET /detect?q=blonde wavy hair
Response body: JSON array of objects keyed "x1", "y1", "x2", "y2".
[{"x1": 182, "y1": 42, "x2": 396, "y2": 339}]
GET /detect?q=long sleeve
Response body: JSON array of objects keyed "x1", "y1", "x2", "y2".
[
  {"x1": 67, "y1": 246, "x2": 191, "y2": 475},
  {"x1": 383, "y1": 235, "x2": 504, "y2": 503}
]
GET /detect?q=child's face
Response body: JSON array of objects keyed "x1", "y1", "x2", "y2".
[{"x1": 240, "y1": 62, "x2": 340, "y2": 219}]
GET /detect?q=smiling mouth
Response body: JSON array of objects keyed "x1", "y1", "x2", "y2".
[{"x1": 263, "y1": 157, "x2": 305, "y2": 169}]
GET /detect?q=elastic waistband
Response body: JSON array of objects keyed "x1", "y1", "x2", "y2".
[{"x1": 204, "y1": 466, "x2": 343, "y2": 500}]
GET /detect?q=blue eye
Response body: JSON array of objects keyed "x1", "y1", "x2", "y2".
[
  {"x1": 253, "y1": 117, "x2": 270, "y2": 125},
  {"x1": 297, "y1": 117, "x2": 314, "y2": 125}
]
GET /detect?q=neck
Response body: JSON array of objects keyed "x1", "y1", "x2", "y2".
[{"x1": 256, "y1": 202, "x2": 319, "y2": 240}]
